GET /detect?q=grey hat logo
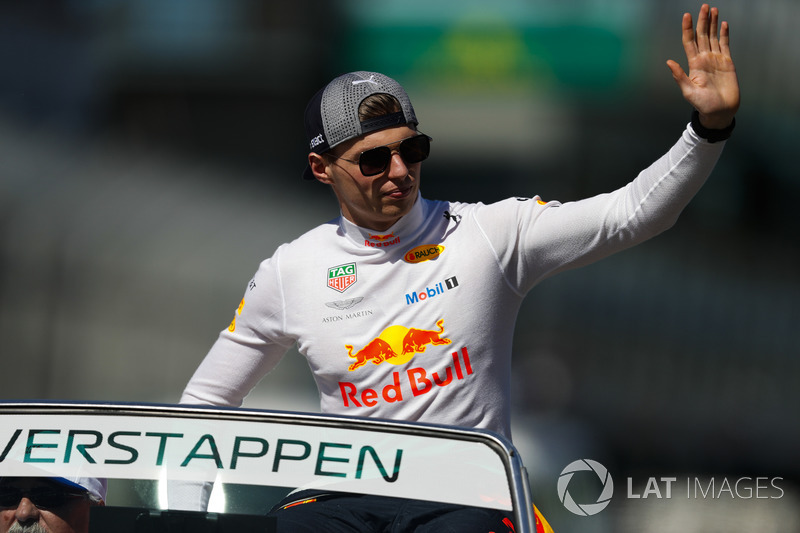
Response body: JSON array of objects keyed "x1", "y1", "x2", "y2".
[
  {"x1": 352, "y1": 75, "x2": 380, "y2": 86},
  {"x1": 557, "y1": 459, "x2": 614, "y2": 516}
]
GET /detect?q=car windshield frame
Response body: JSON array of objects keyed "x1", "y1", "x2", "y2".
[{"x1": 0, "y1": 401, "x2": 536, "y2": 532}]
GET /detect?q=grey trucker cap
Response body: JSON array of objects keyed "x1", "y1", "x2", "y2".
[{"x1": 303, "y1": 71, "x2": 418, "y2": 179}]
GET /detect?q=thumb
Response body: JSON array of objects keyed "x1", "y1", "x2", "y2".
[{"x1": 666, "y1": 60, "x2": 692, "y2": 96}]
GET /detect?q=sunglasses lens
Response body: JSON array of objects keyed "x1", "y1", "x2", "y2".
[
  {"x1": 0, "y1": 489, "x2": 21, "y2": 507},
  {"x1": 400, "y1": 135, "x2": 430, "y2": 164},
  {"x1": 35, "y1": 491, "x2": 78, "y2": 508},
  {"x1": 359, "y1": 147, "x2": 391, "y2": 176},
  {"x1": 358, "y1": 135, "x2": 431, "y2": 176},
  {"x1": 0, "y1": 488, "x2": 85, "y2": 509}
]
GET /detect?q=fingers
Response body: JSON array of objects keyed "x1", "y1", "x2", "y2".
[
  {"x1": 708, "y1": 7, "x2": 720, "y2": 52},
  {"x1": 685, "y1": 5, "x2": 730, "y2": 57},
  {"x1": 695, "y1": 4, "x2": 711, "y2": 52},
  {"x1": 681, "y1": 12, "x2": 697, "y2": 59},
  {"x1": 719, "y1": 20, "x2": 731, "y2": 57}
]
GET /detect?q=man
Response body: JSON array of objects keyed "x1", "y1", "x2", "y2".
[
  {"x1": 179, "y1": 5, "x2": 738, "y2": 531},
  {"x1": 0, "y1": 477, "x2": 106, "y2": 533}
]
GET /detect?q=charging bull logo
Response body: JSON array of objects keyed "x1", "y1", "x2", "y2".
[
  {"x1": 345, "y1": 319, "x2": 451, "y2": 371},
  {"x1": 345, "y1": 339, "x2": 397, "y2": 371}
]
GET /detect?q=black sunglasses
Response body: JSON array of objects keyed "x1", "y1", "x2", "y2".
[
  {"x1": 0, "y1": 485, "x2": 90, "y2": 510},
  {"x1": 329, "y1": 133, "x2": 431, "y2": 177}
]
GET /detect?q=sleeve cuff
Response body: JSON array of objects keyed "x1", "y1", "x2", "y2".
[{"x1": 690, "y1": 109, "x2": 735, "y2": 143}]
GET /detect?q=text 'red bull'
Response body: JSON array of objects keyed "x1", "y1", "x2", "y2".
[
  {"x1": 365, "y1": 233, "x2": 401, "y2": 248},
  {"x1": 339, "y1": 348, "x2": 473, "y2": 408}
]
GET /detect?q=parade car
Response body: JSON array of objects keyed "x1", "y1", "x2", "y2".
[{"x1": 0, "y1": 402, "x2": 539, "y2": 532}]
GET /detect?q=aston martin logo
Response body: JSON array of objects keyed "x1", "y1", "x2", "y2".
[{"x1": 325, "y1": 297, "x2": 364, "y2": 310}]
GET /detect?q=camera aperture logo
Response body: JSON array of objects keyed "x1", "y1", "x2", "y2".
[{"x1": 558, "y1": 459, "x2": 614, "y2": 516}]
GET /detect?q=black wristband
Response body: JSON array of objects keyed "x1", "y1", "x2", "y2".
[{"x1": 691, "y1": 109, "x2": 735, "y2": 143}]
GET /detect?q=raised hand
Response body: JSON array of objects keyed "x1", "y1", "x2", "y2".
[{"x1": 666, "y1": 4, "x2": 740, "y2": 129}]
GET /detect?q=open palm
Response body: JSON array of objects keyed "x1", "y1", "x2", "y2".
[{"x1": 667, "y1": 4, "x2": 740, "y2": 129}]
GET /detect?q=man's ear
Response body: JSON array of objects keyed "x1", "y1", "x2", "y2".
[{"x1": 308, "y1": 153, "x2": 332, "y2": 184}]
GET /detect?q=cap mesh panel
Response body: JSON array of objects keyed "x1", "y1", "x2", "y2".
[{"x1": 320, "y1": 71, "x2": 417, "y2": 149}]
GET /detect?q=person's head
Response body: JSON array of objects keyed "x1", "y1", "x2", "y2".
[
  {"x1": 303, "y1": 72, "x2": 431, "y2": 231},
  {"x1": 0, "y1": 477, "x2": 106, "y2": 533}
]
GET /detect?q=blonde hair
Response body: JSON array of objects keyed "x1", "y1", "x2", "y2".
[{"x1": 358, "y1": 93, "x2": 402, "y2": 122}]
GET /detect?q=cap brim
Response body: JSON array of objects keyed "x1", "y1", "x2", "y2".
[
  {"x1": 50, "y1": 477, "x2": 87, "y2": 491},
  {"x1": 52, "y1": 476, "x2": 107, "y2": 502},
  {"x1": 0, "y1": 476, "x2": 107, "y2": 503}
]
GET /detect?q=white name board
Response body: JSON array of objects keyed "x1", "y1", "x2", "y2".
[{"x1": 0, "y1": 413, "x2": 512, "y2": 510}]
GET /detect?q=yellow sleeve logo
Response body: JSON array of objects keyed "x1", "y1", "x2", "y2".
[{"x1": 228, "y1": 298, "x2": 245, "y2": 332}]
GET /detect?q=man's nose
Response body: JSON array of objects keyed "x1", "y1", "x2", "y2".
[
  {"x1": 387, "y1": 151, "x2": 409, "y2": 178},
  {"x1": 14, "y1": 497, "x2": 41, "y2": 524}
]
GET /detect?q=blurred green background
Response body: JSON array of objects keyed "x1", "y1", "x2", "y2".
[{"x1": 1, "y1": 1, "x2": 798, "y2": 531}]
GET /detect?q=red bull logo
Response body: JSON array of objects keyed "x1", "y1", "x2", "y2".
[
  {"x1": 339, "y1": 347, "x2": 474, "y2": 408},
  {"x1": 345, "y1": 319, "x2": 451, "y2": 371},
  {"x1": 365, "y1": 233, "x2": 401, "y2": 248},
  {"x1": 339, "y1": 320, "x2": 474, "y2": 410}
]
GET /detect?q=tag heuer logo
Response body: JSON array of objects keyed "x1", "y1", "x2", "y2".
[{"x1": 328, "y1": 263, "x2": 357, "y2": 293}]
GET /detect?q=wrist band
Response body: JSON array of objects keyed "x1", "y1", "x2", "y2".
[{"x1": 691, "y1": 109, "x2": 735, "y2": 143}]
